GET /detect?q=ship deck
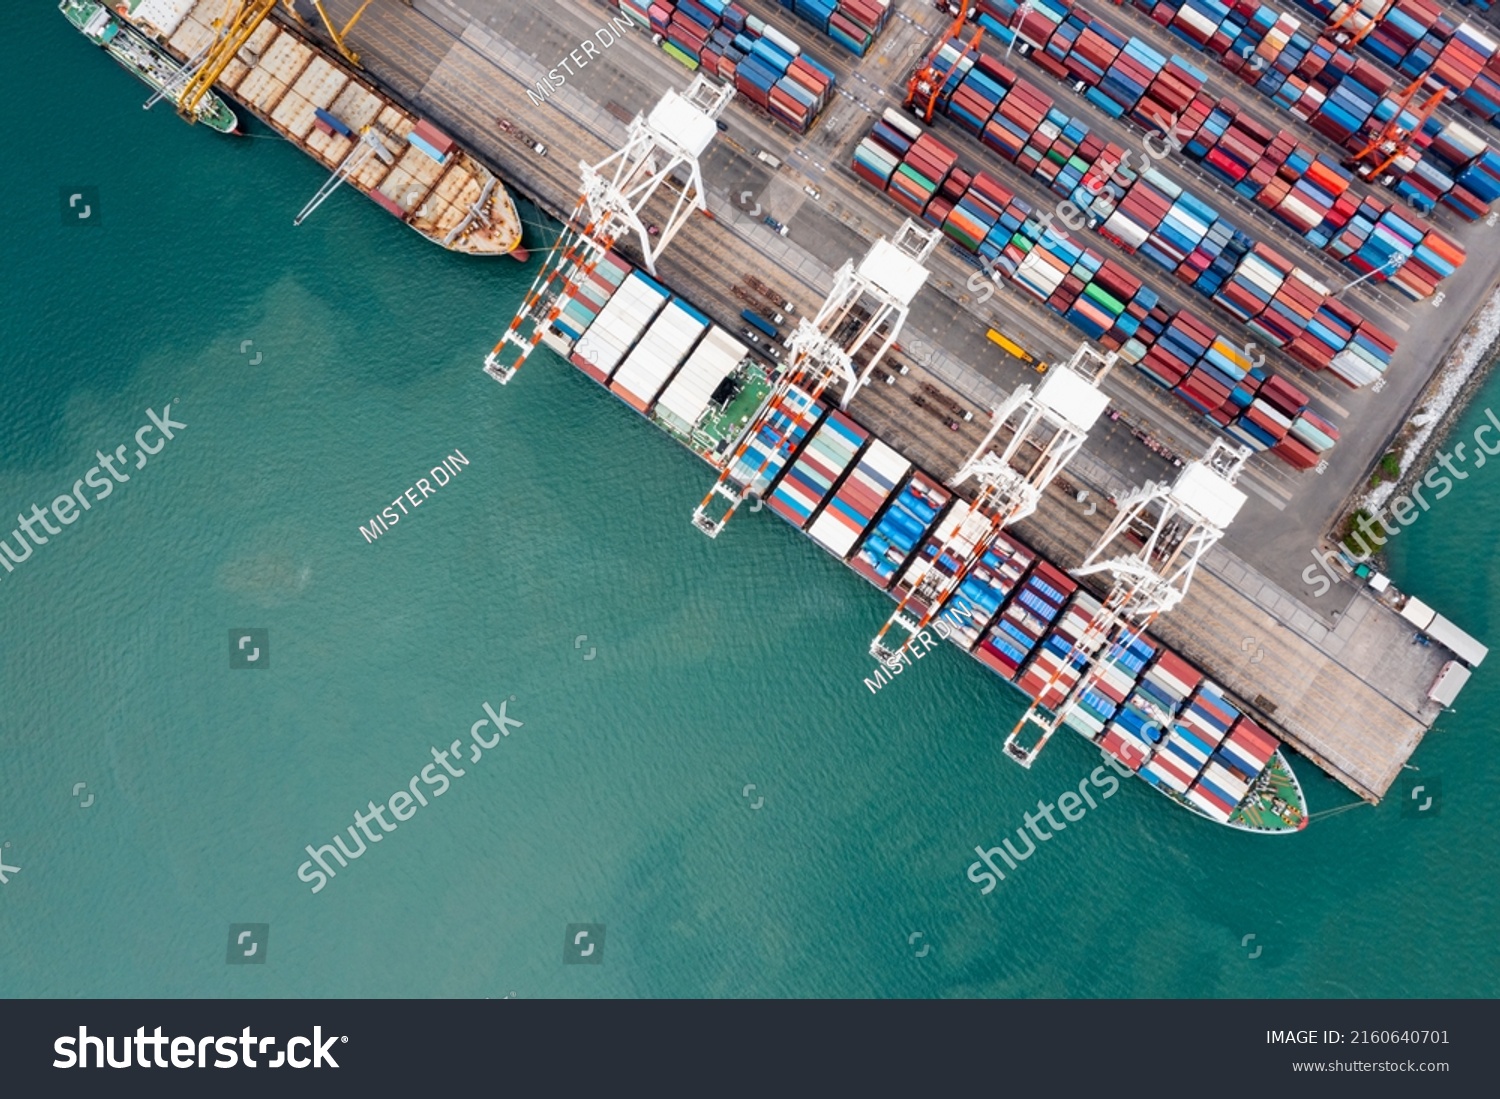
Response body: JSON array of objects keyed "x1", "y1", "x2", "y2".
[
  {"x1": 165, "y1": 1, "x2": 520, "y2": 254},
  {"x1": 307, "y1": 0, "x2": 1462, "y2": 805}
]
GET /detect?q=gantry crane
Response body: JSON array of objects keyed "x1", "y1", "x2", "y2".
[
  {"x1": 485, "y1": 76, "x2": 734, "y2": 385},
  {"x1": 905, "y1": 5, "x2": 981, "y2": 123},
  {"x1": 868, "y1": 344, "x2": 1115, "y2": 661},
  {"x1": 1327, "y1": 0, "x2": 1397, "y2": 48},
  {"x1": 1345, "y1": 75, "x2": 1449, "y2": 180},
  {"x1": 175, "y1": 0, "x2": 373, "y2": 122},
  {"x1": 1002, "y1": 438, "x2": 1251, "y2": 769},
  {"x1": 692, "y1": 220, "x2": 941, "y2": 538}
]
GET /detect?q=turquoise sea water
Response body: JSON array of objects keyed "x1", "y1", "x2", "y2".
[{"x1": 2, "y1": 6, "x2": 1496, "y2": 998}]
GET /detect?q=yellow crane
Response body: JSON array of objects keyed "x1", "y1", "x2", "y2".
[{"x1": 177, "y1": 0, "x2": 374, "y2": 122}]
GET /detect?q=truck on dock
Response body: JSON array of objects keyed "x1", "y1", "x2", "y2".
[
  {"x1": 741, "y1": 309, "x2": 779, "y2": 339},
  {"x1": 986, "y1": 328, "x2": 1036, "y2": 363}
]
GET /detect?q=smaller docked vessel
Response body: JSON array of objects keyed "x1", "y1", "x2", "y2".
[{"x1": 59, "y1": 0, "x2": 240, "y2": 134}]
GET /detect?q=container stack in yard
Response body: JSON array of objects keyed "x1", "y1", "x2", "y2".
[
  {"x1": 772, "y1": 0, "x2": 893, "y2": 57},
  {"x1": 806, "y1": 439, "x2": 911, "y2": 559},
  {"x1": 850, "y1": 111, "x2": 1344, "y2": 468},
  {"x1": 977, "y1": 0, "x2": 1500, "y2": 225},
  {"x1": 767, "y1": 410, "x2": 869, "y2": 526},
  {"x1": 958, "y1": 2, "x2": 1468, "y2": 299},
  {"x1": 617, "y1": 0, "x2": 835, "y2": 132}
]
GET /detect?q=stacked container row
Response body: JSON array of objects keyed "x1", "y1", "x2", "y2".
[
  {"x1": 618, "y1": 0, "x2": 835, "y2": 132},
  {"x1": 609, "y1": 298, "x2": 711, "y2": 412},
  {"x1": 941, "y1": 532, "x2": 1037, "y2": 650},
  {"x1": 773, "y1": 0, "x2": 891, "y2": 57},
  {"x1": 850, "y1": 472, "x2": 952, "y2": 588},
  {"x1": 723, "y1": 386, "x2": 826, "y2": 500},
  {"x1": 1100, "y1": 649, "x2": 1201, "y2": 770},
  {"x1": 570, "y1": 271, "x2": 670, "y2": 383},
  {"x1": 1018, "y1": 591, "x2": 1105, "y2": 707},
  {"x1": 806, "y1": 439, "x2": 910, "y2": 559},
  {"x1": 851, "y1": 115, "x2": 1344, "y2": 464},
  {"x1": 965, "y1": 0, "x2": 1469, "y2": 294},
  {"x1": 974, "y1": 560, "x2": 1077, "y2": 680},
  {"x1": 1114, "y1": 0, "x2": 1500, "y2": 223}
]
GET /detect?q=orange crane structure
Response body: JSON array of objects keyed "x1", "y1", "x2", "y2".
[
  {"x1": 904, "y1": 5, "x2": 982, "y2": 122},
  {"x1": 1326, "y1": 0, "x2": 1397, "y2": 48},
  {"x1": 484, "y1": 76, "x2": 734, "y2": 385},
  {"x1": 1344, "y1": 75, "x2": 1449, "y2": 180}
]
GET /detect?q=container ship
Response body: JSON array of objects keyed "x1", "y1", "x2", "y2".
[
  {"x1": 532, "y1": 246, "x2": 1308, "y2": 833},
  {"x1": 59, "y1": 0, "x2": 239, "y2": 134},
  {"x1": 118, "y1": 0, "x2": 523, "y2": 257}
]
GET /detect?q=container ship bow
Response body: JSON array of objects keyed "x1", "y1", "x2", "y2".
[
  {"x1": 60, "y1": 0, "x2": 240, "y2": 133},
  {"x1": 123, "y1": 0, "x2": 523, "y2": 256}
]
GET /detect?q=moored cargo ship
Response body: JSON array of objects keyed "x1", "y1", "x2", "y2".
[
  {"x1": 132, "y1": 0, "x2": 522, "y2": 256},
  {"x1": 541, "y1": 250, "x2": 1309, "y2": 833},
  {"x1": 60, "y1": 0, "x2": 239, "y2": 134}
]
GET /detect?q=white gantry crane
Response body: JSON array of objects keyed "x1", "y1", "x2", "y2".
[
  {"x1": 869, "y1": 344, "x2": 1116, "y2": 661},
  {"x1": 1002, "y1": 437, "x2": 1251, "y2": 768},
  {"x1": 484, "y1": 75, "x2": 734, "y2": 384},
  {"x1": 691, "y1": 218, "x2": 941, "y2": 538}
]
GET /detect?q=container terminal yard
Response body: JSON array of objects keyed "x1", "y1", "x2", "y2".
[{"x1": 99, "y1": 0, "x2": 1500, "y2": 812}]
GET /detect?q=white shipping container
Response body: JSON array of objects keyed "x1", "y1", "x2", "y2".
[
  {"x1": 655, "y1": 327, "x2": 749, "y2": 435},
  {"x1": 1103, "y1": 209, "x2": 1150, "y2": 249},
  {"x1": 581, "y1": 274, "x2": 668, "y2": 379},
  {"x1": 1174, "y1": 7, "x2": 1218, "y2": 41},
  {"x1": 611, "y1": 300, "x2": 709, "y2": 413}
]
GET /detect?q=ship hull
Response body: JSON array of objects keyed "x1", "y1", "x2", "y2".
[
  {"x1": 154, "y1": 3, "x2": 522, "y2": 256},
  {"x1": 59, "y1": 0, "x2": 240, "y2": 134}
]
